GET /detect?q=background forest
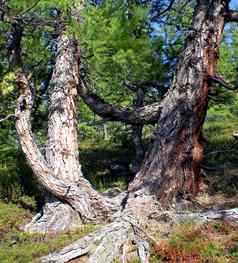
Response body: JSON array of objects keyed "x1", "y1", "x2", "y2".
[{"x1": 1, "y1": 0, "x2": 238, "y2": 262}]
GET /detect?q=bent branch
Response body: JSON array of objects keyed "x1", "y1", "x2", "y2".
[
  {"x1": 226, "y1": 10, "x2": 238, "y2": 22},
  {"x1": 15, "y1": 71, "x2": 119, "y2": 222},
  {"x1": 208, "y1": 74, "x2": 238, "y2": 90},
  {"x1": 78, "y1": 79, "x2": 161, "y2": 125},
  {"x1": 0, "y1": 113, "x2": 15, "y2": 122}
]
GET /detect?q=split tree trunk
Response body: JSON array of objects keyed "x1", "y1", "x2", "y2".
[
  {"x1": 24, "y1": 32, "x2": 84, "y2": 233},
  {"x1": 41, "y1": 1, "x2": 231, "y2": 262},
  {"x1": 14, "y1": 0, "x2": 234, "y2": 262},
  {"x1": 15, "y1": 27, "x2": 118, "y2": 233},
  {"x1": 129, "y1": 0, "x2": 227, "y2": 206}
]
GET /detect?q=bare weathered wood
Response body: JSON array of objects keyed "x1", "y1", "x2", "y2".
[
  {"x1": 41, "y1": 194, "x2": 156, "y2": 263},
  {"x1": 15, "y1": 70, "x2": 119, "y2": 225},
  {"x1": 23, "y1": 196, "x2": 81, "y2": 233},
  {"x1": 46, "y1": 33, "x2": 82, "y2": 183},
  {"x1": 41, "y1": 219, "x2": 134, "y2": 263},
  {"x1": 0, "y1": 113, "x2": 15, "y2": 122}
]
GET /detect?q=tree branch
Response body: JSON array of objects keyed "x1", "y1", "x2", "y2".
[
  {"x1": 0, "y1": 113, "x2": 15, "y2": 123},
  {"x1": 151, "y1": 0, "x2": 176, "y2": 20},
  {"x1": 208, "y1": 74, "x2": 238, "y2": 90},
  {"x1": 18, "y1": 0, "x2": 42, "y2": 17},
  {"x1": 78, "y1": 79, "x2": 161, "y2": 125},
  {"x1": 225, "y1": 10, "x2": 238, "y2": 23}
]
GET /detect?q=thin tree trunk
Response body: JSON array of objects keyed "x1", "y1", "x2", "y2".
[{"x1": 130, "y1": 88, "x2": 145, "y2": 174}]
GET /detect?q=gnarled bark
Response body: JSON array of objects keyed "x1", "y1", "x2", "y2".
[
  {"x1": 129, "y1": 0, "x2": 227, "y2": 206},
  {"x1": 14, "y1": 0, "x2": 238, "y2": 262},
  {"x1": 14, "y1": 25, "x2": 120, "y2": 232},
  {"x1": 46, "y1": 34, "x2": 82, "y2": 183}
]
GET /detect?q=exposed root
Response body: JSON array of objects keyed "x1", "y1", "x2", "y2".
[
  {"x1": 175, "y1": 207, "x2": 238, "y2": 222},
  {"x1": 32, "y1": 192, "x2": 238, "y2": 262},
  {"x1": 40, "y1": 195, "x2": 159, "y2": 263},
  {"x1": 23, "y1": 197, "x2": 81, "y2": 234},
  {"x1": 41, "y1": 215, "x2": 149, "y2": 263}
]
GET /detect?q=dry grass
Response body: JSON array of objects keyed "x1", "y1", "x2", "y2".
[{"x1": 150, "y1": 220, "x2": 238, "y2": 263}]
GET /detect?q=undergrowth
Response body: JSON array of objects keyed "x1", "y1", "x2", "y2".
[
  {"x1": 203, "y1": 109, "x2": 238, "y2": 197},
  {"x1": 0, "y1": 201, "x2": 98, "y2": 263},
  {"x1": 150, "y1": 221, "x2": 238, "y2": 263}
]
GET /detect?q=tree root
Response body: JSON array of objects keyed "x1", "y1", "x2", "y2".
[
  {"x1": 40, "y1": 205, "x2": 238, "y2": 263},
  {"x1": 174, "y1": 207, "x2": 238, "y2": 222},
  {"x1": 41, "y1": 215, "x2": 149, "y2": 263},
  {"x1": 23, "y1": 198, "x2": 81, "y2": 234}
]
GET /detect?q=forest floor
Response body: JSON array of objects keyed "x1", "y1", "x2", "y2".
[{"x1": 1, "y1": 113, "x2": 238, "y2": 263}]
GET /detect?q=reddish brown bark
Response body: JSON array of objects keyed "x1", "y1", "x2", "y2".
[{"x1": 128, "y1": 0, "x2": 228, "y2": 206}]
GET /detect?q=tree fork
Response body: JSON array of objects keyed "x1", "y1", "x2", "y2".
[
  {"x1": 12, "y1": 20, "x2": 118, "y2": 233},
  {"x1": 12, "y1": 0, "x2": 238, "y2": 262}
]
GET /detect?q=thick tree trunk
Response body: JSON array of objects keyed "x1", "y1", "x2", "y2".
[
  {"x1": 46, "y1": 34, "x2": 82, "y2": 183},
  {"x1": 129, "y1": 0, "x2": 227, "y2": 206},
  {"x1": 15, "y1": 0, "x2": 236, "y2": 262},
  {"x1": 15, "y1": 29, "x2": 118, "y2": 233}
]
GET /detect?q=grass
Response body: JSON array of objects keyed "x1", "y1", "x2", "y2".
[
  {"x1": 204, "y1": 117, "x2": 238, "y2": 164},
  {"x1": 203, "y1": 111, "x2": 238, "y2": 197},
  {"x1": 0, "y1": 201, "x2": 98, "y2": 263},
  {"x1": 1, "y1": 107, "x2": 238, "y2": 263},
  {"x1": 79, "y1": 139, "x2": 134, "y2": 191},
  {"x1": 151, "y1": 221, "x2": 238, "y2": 263}
]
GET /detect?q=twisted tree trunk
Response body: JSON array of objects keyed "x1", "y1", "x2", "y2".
[
  {"x1": 16, "y1": 29, "x2": 119, "y2": 233},
  {"x1": 14, "y1": 0, "x2": 235, "y2": 262},
  {"x1": 129, "y1": 0, "x2": 227, "y2": 206}
]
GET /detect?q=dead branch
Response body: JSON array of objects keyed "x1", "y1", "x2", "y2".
[
  {"x1": 0, "y1": 113, "x2": 16, "y2": 123},
  {"x1": 226, "y1": 10, "x2": 238, "y2": 23}
]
